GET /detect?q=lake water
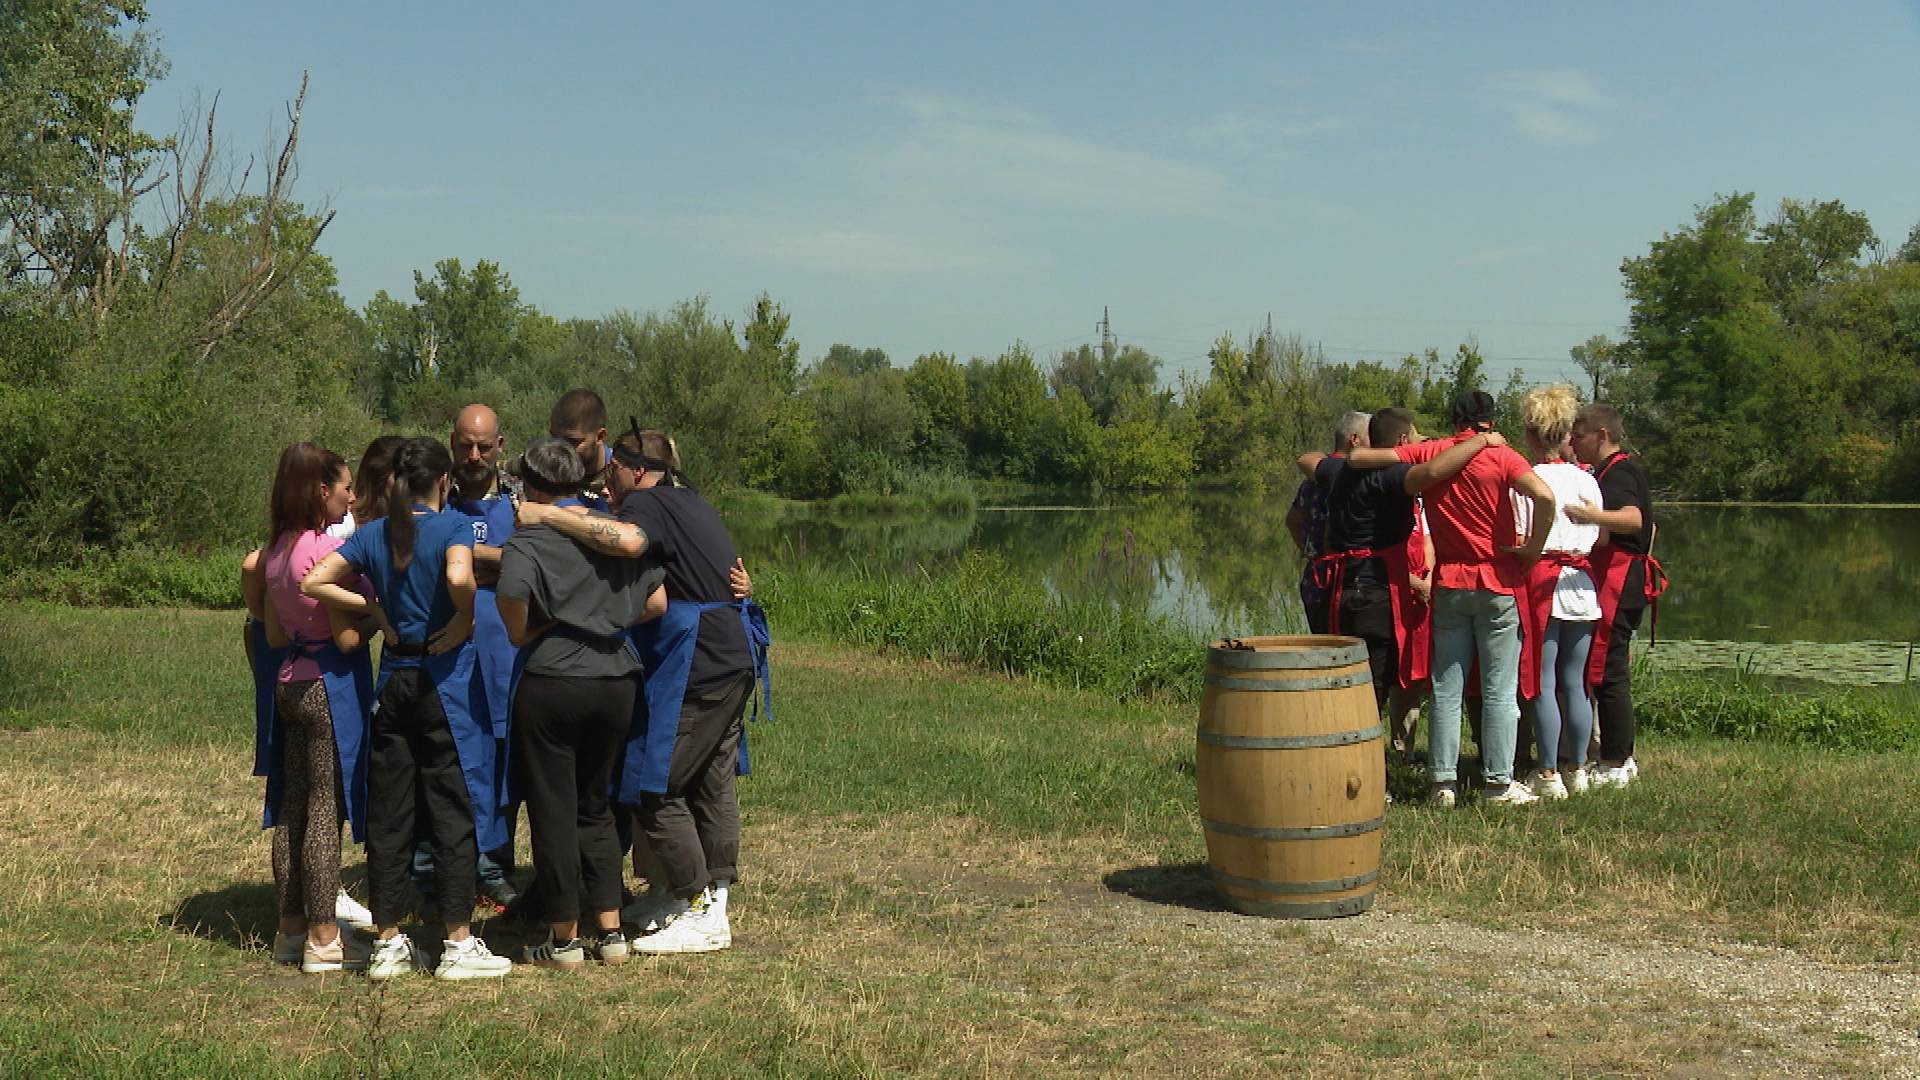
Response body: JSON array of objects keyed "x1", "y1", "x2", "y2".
[{"x1": 736, "y1": 495, "x2": 1920, "y2": 651}]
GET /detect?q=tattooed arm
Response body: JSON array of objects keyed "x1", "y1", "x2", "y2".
[{"x1": 515, "y1": 500, "x2": 649, "y2": 558}]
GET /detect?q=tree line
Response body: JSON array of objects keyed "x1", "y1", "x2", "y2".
[{"x1": 5, "y1": 2, "x2": 1920, "y2": 580}]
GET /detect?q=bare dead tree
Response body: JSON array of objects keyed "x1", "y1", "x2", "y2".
[{"x1": 159, "y1": 72, "x2": 337, "y2": 359}]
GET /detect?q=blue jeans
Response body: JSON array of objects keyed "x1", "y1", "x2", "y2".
[
  {"x1": 1534, "y1": 618, "x2": 1596, "y2": 771},
  {"x1": 1428, "y1": 587, "x2": 1522, "y2": 787}
]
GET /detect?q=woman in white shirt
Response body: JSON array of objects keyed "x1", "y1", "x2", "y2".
[{"x1": 1514, "y1": 384, "x2": 1606, "y2": 798}]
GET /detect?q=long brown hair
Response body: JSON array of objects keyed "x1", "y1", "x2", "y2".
[
  {"x1": 353, "y1": 435, "x2": 409, "y2": 523},
  {"x1": 268, "y1": 443, "x2": 348, "y2": 547}
]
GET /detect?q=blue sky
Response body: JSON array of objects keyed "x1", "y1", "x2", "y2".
[{"x1": 143, "y1": 1, "x2": 1920, "y2": 387}]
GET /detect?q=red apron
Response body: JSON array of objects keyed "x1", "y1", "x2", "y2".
[
  {"x1": 1518, "y1": 551, "x2": 1593, "y2": 700},
  {"x1": 1583, "y1": 454, "x2": 1671, "y2": 688},
  {"x1": 1396, "y1": 511, "x2": 1432, "y2": 690},
  {"x1": 1315, "y1": 538, "x2": 1431, "y2": 691}
]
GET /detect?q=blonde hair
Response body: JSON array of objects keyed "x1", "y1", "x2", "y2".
[{"x1": 1522, "y1": 383, "x2": 1580, "y2": 449}]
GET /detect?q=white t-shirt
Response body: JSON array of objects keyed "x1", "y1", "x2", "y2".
[
  {"x1": 1511, "y1": 462, "x2": 1602, "y2": 622},
  {"x1": 325, "y1": 511, "x2": 357, "y2": 540}
]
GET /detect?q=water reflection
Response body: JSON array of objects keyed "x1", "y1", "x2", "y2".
[{"x1": 731, "y1": 496, "x2": 1920, "y2": 645}]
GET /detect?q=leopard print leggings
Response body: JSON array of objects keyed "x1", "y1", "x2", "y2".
[{"x1": 271, "y1": 679, "x2": 342, "y2": 922}]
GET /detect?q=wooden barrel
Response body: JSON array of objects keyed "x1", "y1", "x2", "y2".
[{"x1": 1196, "y1": 635, "x2": 1383, "y2": 918}]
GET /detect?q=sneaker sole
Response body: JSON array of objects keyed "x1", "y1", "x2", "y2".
[
  {"x1": 597, "y1": 948, "x2": 630, "y2": 966},
  {"x1": 635, "y1": 936, "x2": 729, "y2": 956},
  {"x1": 530, "y1": 956, "x2": 586, "y2": 971},
  {"x1": 301, "y1": 961, "x2": 345, "y2": 974},
  {"x1": 434, "y1": 965, "x2": 512, "y2": 980}
]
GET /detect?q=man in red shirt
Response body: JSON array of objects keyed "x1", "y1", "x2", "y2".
[{"x1": 1349, "y1": 391, "x2": 1555, "y2": 807}]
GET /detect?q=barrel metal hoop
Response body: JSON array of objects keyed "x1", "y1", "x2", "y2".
[
  {"x1": 1204, "y1": 671, "x2": 1373, "y2": 693},
  {"x1": 1197, "y1": 724, "x2": 1383, "y2": 749},
  {"x1": 1223, "y1": 893, "x2": 1376, "y2": 919},
  {"x1": 1201, "y1": 815, "x2": 1385, "y2": 840},
  {"x1": 1210, "y1": 867, "x2": 1379, "y2": 896},
  {"x1": 1210, "y1": 640, "x2": 1369, "y2": 670}
]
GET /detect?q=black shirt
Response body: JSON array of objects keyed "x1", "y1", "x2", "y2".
[
  {"x1": 618, "y1": 486, "x2": 752, "y2": 693},
  {"x1": 1595, "y1": 451, "x2": 1655, "y2": 608},
  {"x1": 1315, "y1": 457, "x2": 1416, "y2": 589}
]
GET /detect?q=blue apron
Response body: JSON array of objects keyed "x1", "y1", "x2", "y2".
[
  {"x1": 618, "y1": 598, "x2": 773, "y2": 804},
  {"x1": 248, "y1": 619, "x2": 290, "y2": 818},
  {"x1": 375, "y1": 640, "x2": 507, "y2": 854},
  {"x1": 252, "y1": 625, "x2": 376, "y2": 841},
  {"x1": 450, "y1": 495, "x2": 518, "y2": 742}
]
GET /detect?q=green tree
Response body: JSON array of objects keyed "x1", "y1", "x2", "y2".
[
  {"x1": 1048, "y1": 342, "x2": 1161, "y2": 425},
  {"x1": 818, "y1": 343, "x2": 890, "y2": 377},
  {"x1": 1895, "y1": 223, "x2": 1920, "y2": 265},
  {"x1": 906, "y1": 351, "x2": 970, "y2": 469},
  {"x1": 1755, "y1": 198, "x2": 1876, "y2": 320},
  {"x1": 364, "y1": 258, "x2": 560, "y2": 423},
  {"x1": 1569, "y1": 334, "x2": 1617, "y2": 402},
  {"x1": 0, "y1": 0, "x2": 166, "y2": 316},
  {"x1": 966, "y1": 342, "x2": 1048, "y2": 479}
]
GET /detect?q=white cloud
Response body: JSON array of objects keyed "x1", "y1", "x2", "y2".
[
  {"x1": 675, "y1": 212, "x2": 1045, "y2": 278},
  {"x1": 873, "y1": 93, "x2": 1253, "y2": 220},
  {"x1": 1490, "y1": 68, "x2": 1607, "y2": 144}
]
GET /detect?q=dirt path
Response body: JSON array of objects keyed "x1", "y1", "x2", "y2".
[{"x1": 757, "y1": 819, "x2": 1920, "y2": 1077}]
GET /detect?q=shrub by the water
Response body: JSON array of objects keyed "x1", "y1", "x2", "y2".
[
  {"x1": 757, "y1": 551, "x2": 1203, "y2": 702},
  {"x1": 1635, "y1": 661, "x2": 1920, "y2": 753}
]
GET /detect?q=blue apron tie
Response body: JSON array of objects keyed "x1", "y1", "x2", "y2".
[
  {"x1": 618, "y1": 598, "x2": 773, "y2": 804},
  {"x1": 376, "y1": 638, "x2": 506, "y2": 854},
  {"x1": 254, "y1": 629, "x2": 375, "y2": 841}
]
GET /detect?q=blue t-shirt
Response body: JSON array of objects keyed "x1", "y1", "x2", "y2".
[{"x1": 335, "y1": 506, "x2": 476, "y2": 648}]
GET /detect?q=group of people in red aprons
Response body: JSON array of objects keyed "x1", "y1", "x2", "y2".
[{"x1": 1294, "y1": 389, "x2": 1661, "y2": 807}]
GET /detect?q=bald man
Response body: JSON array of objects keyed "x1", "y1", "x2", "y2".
[{"x1": 443, "y1": 403, "x2": 522, "y2": 912}]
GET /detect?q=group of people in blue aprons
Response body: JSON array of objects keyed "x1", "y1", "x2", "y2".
[{"x1": 242, "y1": 387, "x2": 769, "y2": 979}]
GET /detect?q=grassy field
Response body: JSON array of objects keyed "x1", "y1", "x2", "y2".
[{"x1": 3, "y1": 604, "x2": 1919, "y2": 1077}]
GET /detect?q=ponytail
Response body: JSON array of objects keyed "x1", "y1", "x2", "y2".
[{"x1": 387, "y1": 437, "x2": 452, "y2": 570}]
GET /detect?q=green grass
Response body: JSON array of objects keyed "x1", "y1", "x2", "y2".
[{"x1": 5, "y1": 609, "x2": 1920, "y2": 1073}]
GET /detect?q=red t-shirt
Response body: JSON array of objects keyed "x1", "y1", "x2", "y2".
[{"x1": 1395, "y1": 433, "x2": 1532, "y2": 594}]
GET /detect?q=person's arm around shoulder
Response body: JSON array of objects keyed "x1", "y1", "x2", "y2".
[
  {"x1": 1296, "y1": 451, "x2": 1329, "y2": 478},
  {"x1": 1501, "y1": 466, "x2": 1557, "y2": 567},
  {"x1": 1404, "y1": 432, "x2": 1505, "y2": 494},
  {"x1": 516, "y1": 500, "x2": 648, "y2": 558}
]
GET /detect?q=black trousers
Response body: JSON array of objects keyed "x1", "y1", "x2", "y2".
[
  {"x1": 511, "y1": 673, "x2": 634, "y2": 924},
  {"x1": 1597, "y1": 604, "x2": 1644, "y2": 763},
  {"x1": 1335, "y1": 584, "x2": 1398, "y2": 712},
  {"x1": 636, "y1": 673, "x2": 750, "y2": 901},
  {"x1": 366, "y1": 667, "x2": 477, "y2": 928}
]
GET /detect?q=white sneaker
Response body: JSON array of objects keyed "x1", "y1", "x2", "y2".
[
  {"x1": 1566, "y1": 768, "x2": 1591, "y2": 795},
  {"x1": 1623, "y1": 757, "x2": 1640, "y2": 781},
  {"x1": 620, "y1": 887, "x2": 689, "y2": 933},
  {"x1": 334, "y1": 889, "x2": 375, "y2": 931},
  {"x1": 1592, "y1": 764, "x2": 1633, "y2": 790},
  {"x1": 435, "y1": 935, "x2": 511, "y2": 980},
  {"x1": 272, "y1": 931, "x2": 305, "y2": 965},
  {"x1": 1529, "y1": 772, "x2": 1569, "y2": 801},
  {"x1": 302, "y1": 929, "x2": 373, "y2": 974},
  {"x1": 366, "y1": 933, "x2": 419, "y2": 980},
  {"x1": 1483, "y1": 781, "x2": 1539, "y2": 806},
  {"x1": 1428, "y1": 784, "x2": 1457, "y2": 809},
  {"x1": 635, "y1": 889, "x2": 730, "y2": 955}
]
